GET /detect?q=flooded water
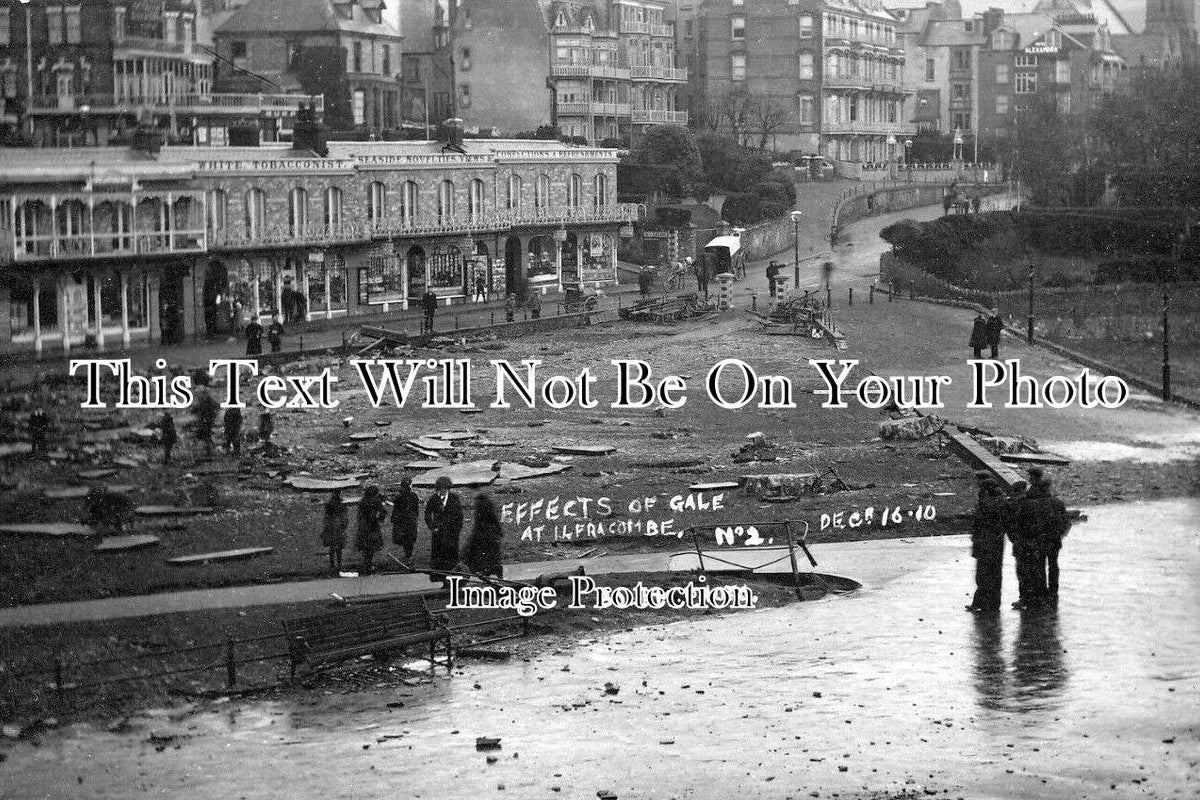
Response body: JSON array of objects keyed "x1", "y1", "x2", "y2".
[{"x1": 5, "y1": 500, "x2": 1198, "y2": 800}]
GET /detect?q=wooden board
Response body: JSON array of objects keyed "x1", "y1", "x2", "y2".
[
  {"x1": 409, "y1": 437, "x2": 454, "y2": 451},
  {"x1": 0, "y1": 443, "x2": 34, "y2": 458},
  {"x1": 411, "y1": 459, "x2": 499, "y2": 488},
  {"x1": 134, "y1": 505, "x2": 217, "y2": 517},
  {"x1": 284, "y1": 475, "x2": 362, "y2": 492},
  {"x1": 688, "y1": 481, "x2": 740, "y2": 492},
  {"x1": 551, "y1": 445, "x2": 616, "y2": 456},
  {"x1": 404, "y1": 461, "x2": 449, "y2": 471},
  {"x1": 497, "y1": 462, "x2": 573, "y2": 481},
  {"x1": 428, "y1": 432, "x2": 477, "y2": 441},
  {"x1": 942, "y1": 429, "x2": 1028, "y2": 493},
  {"x1": 43, "y1": 486, "x2": 91, "y2": 500},
  {"x1": 402, "y1": 443, "x2": 442, "y2": 459},
  {"x1": 349, "y1": 432, "x2": 380, "y2": 441},
  {"x1": 78, "y1": 468, "x2": 118, "y2": 479},
  {"x1": 0, "y1": 522, "x2": 96, "y2": 538},
  {"x1": 95, "y1": 534, "x2": 161, "y2": 553},
  {"x1": 475, "y1": 440, "x2": 517, "y2": 447},
  {"x1": 166, "y1": 546, "x2": 274, "y2": 566},
  {"x1": 999, "y1": 452, "x2": 1072, "y2": 467}
]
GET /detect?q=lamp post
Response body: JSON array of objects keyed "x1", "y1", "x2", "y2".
[
  {"x1": 886, "y1": 134, "x2": 896, "y2": 180},
  {"x1": 790, "y1": 210, "x2": 802, "y2": 287},
  {"x1": 953, "y1": 128, "x2": 964, "y2": 163},
  {"x1": 1026, "y1": 263, "x2": 1035, "y2": 344},
  {"x1": 904, "y1": 137, "x2": 913, "y2": 182},
  {"x1": 20, "y1": 0, "x2": 33, "y2": 138}
]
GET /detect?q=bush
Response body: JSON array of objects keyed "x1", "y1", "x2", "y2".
[
  {"x1": 721, "y1": 192, "x2": 763, "y2": 226},
  {"x1": 759, "y1": 172, "x2": 797, "y2": 206}
]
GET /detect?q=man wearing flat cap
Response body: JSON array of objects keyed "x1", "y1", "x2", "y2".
[
  {"x1": 425, "y1": 476, "x2": 463, "y2": 580},
  {"x1": 967, "y1": 471, "x2": 1008, "y2": 613}
]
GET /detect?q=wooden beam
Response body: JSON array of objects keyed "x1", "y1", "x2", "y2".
[{"x1": 942, "y1": 428, "x2": 1028, "y2": 494}]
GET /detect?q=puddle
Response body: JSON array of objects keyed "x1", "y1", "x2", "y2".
[{"x1": 1043, "y1": 437, "x2": 1200, "y2": 463}]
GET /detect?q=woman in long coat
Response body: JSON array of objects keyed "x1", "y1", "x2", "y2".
[
  {"x1": 322, "y1": 489, "x2": 349, "y2": 573},
  {"x1": 464, "y1": 493, "x2": 505, "y2": 579},
  {"x1": 355, "y1": 485, "x2": 387, "y2": 575}
]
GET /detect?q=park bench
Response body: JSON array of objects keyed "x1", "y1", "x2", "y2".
[{"x1": 283, "y1": 594, "x2": 453, "y2": 680}]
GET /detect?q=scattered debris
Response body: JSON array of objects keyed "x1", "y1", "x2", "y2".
[
  {"x1": 551, "y1": 445, "x2": 616, "y2": 456},
  {"x1": 879, "y1": 415, "x2": 946, "y2": 440},
  {"x1": 688, "y1": 481, "x2": 739, "y2": 492},
  {"x1": 134, "y1": 505, "x2": 216, "y2": 517},
  {"x1": 740, "y1": 473, "x2": 821, "y2": 499},
  {"x1": 284, "y1": 475, "x2": 363, "y2": 492},
  {"x1": 42, "y1": 486, "x2": 91, "y2": 500},
  {"x1": 0, "y1": 522, "x2": 96, "y2": 538},
  {"x1": 95, "y1": 534, "x2": 161, "y2": 553},
  {"x1": 475, "y1": 737, "x2": 502, "y2": 751}
]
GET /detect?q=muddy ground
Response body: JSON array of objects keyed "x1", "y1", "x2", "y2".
[{"x1": 2, "y1": 312, "x2": 1195, "y2": 607}]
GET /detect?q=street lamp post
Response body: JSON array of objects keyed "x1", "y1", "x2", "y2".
[
  {"x1": 790, "y1": 210, "x2": 802, "y2": 288},
  {"x1": 886, "y1": 134, "x2": 896, "y2": 180},
  {"x1": 1026, "y1": 263, "x2": 1035, "y2": 344},
  {"x1": 904, "y1": 138, "x2": 913, "y2": 183},
  {"x1": 20, "y1": 0, "x2": 34, "y2": 138}
]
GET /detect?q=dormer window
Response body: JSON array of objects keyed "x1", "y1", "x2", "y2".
[
  {"x1": 1045, "y1": 29, "x2": 1061, "y2": 49},
  {"x1": 334, "y1": 2, "x2": 352, "y2": 21},
  {"x1": 583, "y1": 13, "x2": 594, "y2": 32},
  {"x1": 555, "y1": 9, "x2": 568, "y2": 28},
  {"x1": 964, "y1": 20, "x2": 974, "y2": 32}
]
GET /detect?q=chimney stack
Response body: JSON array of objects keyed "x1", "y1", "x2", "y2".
[
  {"x1": 441, "y1": 117, "x2": 465, "y2": 151},
  {"x1": 292, "y1": 102, "x2": 329, "y2": 157}
]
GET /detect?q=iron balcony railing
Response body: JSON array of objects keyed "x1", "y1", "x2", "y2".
[
  {"x1": 630, "y1": 65, "x2": 688, "y2": 82},
  {"x1": 5, "y1": 228, "x2": 207, "y2": 263},
  {"x1": 27, "y1": 93, "x2": 324, "y2": 116},
  {"x1": 557, "y1": 101, "x2": 633, "y2": 116},
  {"x1": 631, "y1": 109, "x2": 688, "y2": 124},
  {"x1": 550, "y1": 63, "x2": 632, "y2": 80}
]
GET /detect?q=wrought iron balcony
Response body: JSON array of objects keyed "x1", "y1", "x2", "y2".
[
  {"x1": 630, "y1": 65, "x2": 688, "y2": 82},
  {"x1": 550, "y1": 63, "x2": 633, "y2": 80},
  {"x1": 631, "y1": 109, "x2": 688, "y2": 124},
  {"x1": 27, "y1": 93, "x2": 324, "y2": 117}
]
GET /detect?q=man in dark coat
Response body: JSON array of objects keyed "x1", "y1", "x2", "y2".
[
  {"x1": 967, "y1": 473, "x2": 1007, "y2": 613},
  {"x1": 245, "y1": 319, "x2": 264, "y2": 356},
  {"x1": 465, "y1": 493, "x2": 505, "y2": 578},
  {"x1": 159, "y1": 411, "x2": 178, "y2": 464},
  {"x1": 984, "y1": 307, "x2": 1003, "y2": 359},
  {"x1": 969, "y1": 310, "x2": 989, "y2": 359},
  {"x1": 28, "y1": 408, "x2": 49, "y2": 455},
  {"x1": 766, "y1": 261, "x2": 781, "y2": 297},
  {"x1": 193, "y1": 388, "x2": 219, "y2": 456},
  {"x1": 355, "y1": 485, "x2": 387, "y2": 575},
  {"x1": 85, "y1": 487, "x2": 134, "y2": 538},
  {"x1": 424, "y1": 476, "x2": 463, "y2": 580},
  {"x1": 638, "y1": 267, "x2": 652, "y2": 298},
  {"x1": 1029, "y1": 475, "x2": 1071, "y2": 603},
  {"x1": 258, "y1": 411, "x2": 275, "y2": 451},
  {"x1": 528, "y1": 290, "x2": 541, "y2": 319},
  {"x1": 422, "y1": 290, "x2": 438, "y2": 333},
  {"x1": 266, "y1": 317, "x2": 285, "y2": 353},
  {"x1": 391, "y1": 476, "x2": 421, "y2": 561},
  {"x1": 223, "y1": 406, "x2": 243, "y2": 456},
  {"x1": 1009, "y1": 467, "x2": 1047, "y2": 609},
  {"x1": 698, "y1": 253, "x2": 712, "y2": 299}
]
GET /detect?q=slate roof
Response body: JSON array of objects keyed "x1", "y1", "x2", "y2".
[{"x1": 217, "y1": 0, "x2": 401, "y2": 37}]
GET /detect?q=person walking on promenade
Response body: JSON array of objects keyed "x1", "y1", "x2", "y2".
[
  {"x1": 425, "y1": 476, "x2": 463, "y2": 581},
  {"x1": 474, "y1": 275, "x2": 487, "y2": 303},
  {"x1": 766, "y1": 261, "x2": 781, "y2": 297},
  {"x1": 638, "y1": 267, "x2": 652, "y2": 298},
  {"x1": 267, "y1": 316, "x2": 285, "y2": 353},
  {"x1": 245, "y1": 319, "x2": 263, "y2": 356},
  {"x1": 391, "y1": 476, "x2": 421, "y2": 563},
  {"x1": 322, "y1": 489, "x2": 349, "y2": 574},
  {"x1": 159, "y1": 411, "x2": 177, "y2": 465},
  {"x1": 223, "y1": 406, "x2": 243, "y2": 456},
  {"x1": 258, "y1": 411, "x2": 275, "y2": 451},
  {"x1": 967, "y1": 474, "x2": 1007, "y2": 613},
  {"x1": 528, "y1": 290, "x2": 541, "y2": 319},
  {"x1": 193, "y1": 388, "x2": 219, "y2": 457},
  {"x1": 505, "y1": 293, "x2": 516, "y2": 322},
  {"x1": 985, "y1": 307, "x2": 1003, "y2": 359},
  {"x1": 970, "y1": 309, "x2": 989, "y2": 359},
  {"x1": 1010, "y1": 467, "x2": 1046, "y2": 609},
  {"x1": 422, "y1": 289, "x2": 438, "y2": 333},
  {"x1": 465, "y1": 493, "x2": 505, "y2": 579},
  {"x1": 355, "y1": 485, "x2": 387, "y2": 575}
]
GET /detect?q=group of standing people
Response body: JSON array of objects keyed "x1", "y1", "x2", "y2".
[
  {"x1": 154, "y1": 391, "x2": 274, "y2": 465},
  {"x1": 321, "y1": 475, "x2": 505, "y2": 580},
  {"x1": 244, "y1": 317, "x2": 286, "y2": 356},
  {"x1": 968, "y1": 466, "x2": 1072, "y2": 614},
  {"x1": 969, "y1": 308, "x2": 1004, "y2": 360}
]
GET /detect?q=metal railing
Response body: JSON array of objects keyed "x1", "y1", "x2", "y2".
[
  {"x1": 630, "y1": 65, "x2": 688, "y2": 82},
  {"x1": 823, "y1": 121, "x2": 916, "y2": 136},
  {"x1": 631, "y1": 109, "x2": 688, "y2": 124},
  {"x1": 618, "y1": 20, "x2": 672, "y2": 36},
  {"x1": 27, "y1": 93, "x2": 323, "y2": 116},
  {"x1": 7, "y1": 229, "x2": 206, "y2": 262},
  {"x1": 550, "y1": 63, "x2": 632, "y2": 80},
  {"x1": 557, "y1": 101, "x2": 633, "y2": 116}
]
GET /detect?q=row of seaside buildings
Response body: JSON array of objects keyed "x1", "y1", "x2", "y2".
[{"x1": 0, "y1": 0, "x2": 1195, "y2": 356}]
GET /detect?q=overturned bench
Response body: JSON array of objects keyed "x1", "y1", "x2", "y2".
[{"x1": 283, "y1": 594, "x2": 452, "y2": 680}]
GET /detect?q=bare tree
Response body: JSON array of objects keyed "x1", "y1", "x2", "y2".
[
  {"x1": 751, "y1": 99, "x2": 788, "y2": 151},
  {"x1": 719, "y1": 91, "x2": 755, "y2": 148}
]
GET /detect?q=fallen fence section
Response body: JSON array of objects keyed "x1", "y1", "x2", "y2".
[{"x1": 942, "y1": 428, "x2": 1028, "y2": 494}]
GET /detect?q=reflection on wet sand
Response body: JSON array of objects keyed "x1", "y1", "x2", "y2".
[{"x1": 972, "y1": 609, "x2": 1069, "y2": 715}]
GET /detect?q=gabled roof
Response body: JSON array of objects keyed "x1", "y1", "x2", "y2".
[
  {"x1": 218, "y1": 0, "x2": 401, "y2": 37},
  {"x1": 920, "y1": 18, "x2": 987, "y2": 46}
]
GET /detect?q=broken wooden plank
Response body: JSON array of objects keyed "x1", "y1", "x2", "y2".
[
  {"x1": 0, "y1": 443, "x2": 34, "y2": 458},
  {"x1": 95, "y1": 534, "x2": 161, "y2": 553},
  {"x1": 428, "y1": 431, "x2": 477, "y2": 441},
  {"x1": 551, "y1": 444, "x2": 616, "y2": 456},
  {"x1": 284, "y1": 475, "x2": 362, "y2": 492},
  {"x1": 402, "y1": 443, "x2": 442, "y2": 459},
  {"x1": 135, "y1": 505, "x2": 217, "y2": 517},
  {"x1": 43, "y1": 486, "x2": 91, "y2": 500},
  {"x1": 999, "y1": 452, "x2": 1071, "y2": 467},
  {"x1": 409, "y1": 437, "x2": 454, "y2": 451},
  {"x1": 942, "y1": 429, "x2": 1028, "y2": 494},
  {"x1": 497, "y1": 462, "x2": 573, "y2": 481},
  {"x1": 78, "y1": 468, "x2": 118, "y2": 480},
  {"x1": 166, "y1": 546, "x2": 274, "y2": 566},
  {"x1": 0, "y1": 522, "x2": 96, "y2": 538},
  {"x1": 404, "y1": 461, "x2": 449, "y2": 471},
  {"x1": 411, "y1": 459, "x2": 499, "y2": 488},
  {"x1": 474, "y1": 439, "x2": 517, "y2": 447},
  {"x1": 688, "y1": 481, "x2": 740, "y2": 492},
  {"x1": 349, "y1": 432, "x2": 380, "y2": 441}
]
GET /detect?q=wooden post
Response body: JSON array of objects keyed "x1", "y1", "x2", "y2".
[
  {"x1": 783, "y1": 521, "x2": 804, "y2": 600},
  {"x1": 54, "y1": 655, "x2": 65, "y2": 710},
  {"x1": 869, "y1": 284, "x2": 875, "y2": 304},
  {"x1": 848, "y1": 287, "x2": 853, "y2": 306},
  {"x1": 691, "y1": 528, "x2": 707, "y2": 575},
  {"x1": 225, "y1": 637, "x2": 236, "y2": 689}
]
